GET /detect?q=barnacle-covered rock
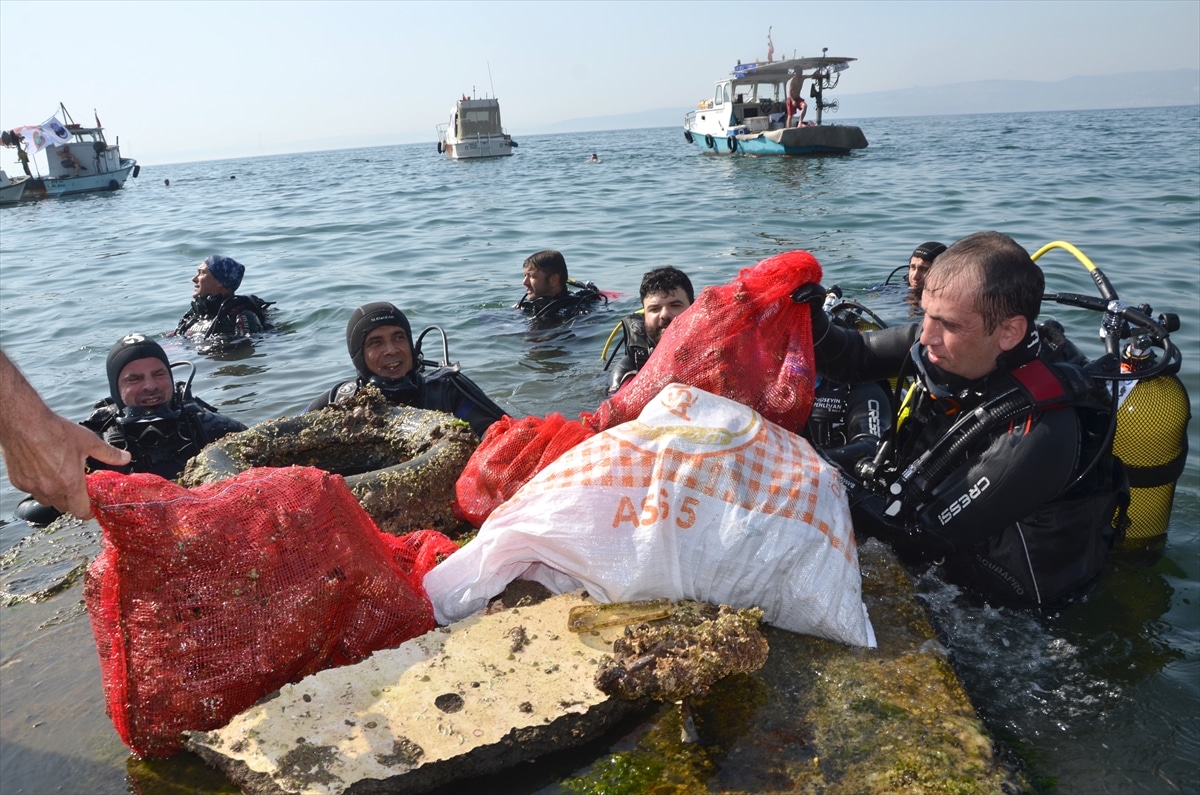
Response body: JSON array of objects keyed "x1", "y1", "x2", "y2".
[{"x1": 180, "y1": 386, "x2": 477, "y2": 535}]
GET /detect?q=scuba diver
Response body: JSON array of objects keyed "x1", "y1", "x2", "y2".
[
  {"x1": 794, "y1": 231, "x2": 1132, "y2": 608},
  {"x1": 306, "y1": 302, "x2": 508, "y2": 438},
  {"x1": 515, "y1": 249, "x2": 606, "y2": 330},
  {"x1": 14, "y1": 334, "x2": 247, "y2": 526},
  {"x1": 605, "y1": 266, "x2": 695, "y2": 394},
  {"x1": 173, "y1": 255, "x2": 274, "y2": 351}
]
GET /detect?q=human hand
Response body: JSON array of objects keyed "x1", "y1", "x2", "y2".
[
  {"x1": 1, "y1": 350, "x2": 131, "y2": 519},
  {"x1": 791, "y1": 283, "x2": 830, "y2": 342},
  {"x1": 2, "y1": 413, "x2": 130, "y2": 519}
]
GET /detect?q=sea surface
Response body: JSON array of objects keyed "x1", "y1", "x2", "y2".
[{"x1": 0, "y1": 105, "x2": 1197, "y2": 794}]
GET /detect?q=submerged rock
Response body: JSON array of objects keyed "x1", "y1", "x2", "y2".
[
  {"x1": 184, "y1": 589, "x2": 645, "y2": 794},
  {"x1": 186, "y1": 541, "x2": 1027, "y2": 794}
]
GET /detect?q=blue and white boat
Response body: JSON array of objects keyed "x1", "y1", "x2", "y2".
[
  {"x1": 2, "y1": 105, "x2": 138, "y2": 200},
  {"x1": 683, "y1": 53, "x2": 867, "y2": 157}
]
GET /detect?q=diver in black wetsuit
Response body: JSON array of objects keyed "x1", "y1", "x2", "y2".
[
  {"x1": 606, "y1": 266, "x2": 695, "y2": 394},
  {"x1": 14, "y1": 334, "x2": 247, "y2": 526},
  {"x1": 515, "y1": 249, "x2": 605, "y2": 330},
  {"x1": 306, "y1": 302, "x2": 508, "y2": 438},
  {"x1": 796, "y1": 231, "x2": 1125, "y2": 607},
  {"x1": 174, "y1": 255, "x2": 273, "y2": 350}
]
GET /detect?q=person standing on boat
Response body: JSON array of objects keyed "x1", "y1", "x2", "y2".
[
  {"x1": 306, "y1": 302, "x2": 508, "y2": 438},
  {"x1": 607, "y1": 266, "x2": 695, "y2": 394},
  {"x1": 515, "y1": 249, "x2": 606, "y2": 329},
  {"x1": 794, "y1": 231, "x2": 1124, "y2": 607},
  {"x1": 786, "y1": 72, "x2": 808, "y2": 128},
  {"x1": 173, "y1": 255, "x2": 273, "y2": 350},
  {"x1": 13, "y1": 334, "x2": 246, "y2": 526}
]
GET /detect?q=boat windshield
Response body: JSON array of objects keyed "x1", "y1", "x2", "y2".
[
  {"x1": 68, "y1": 129, "x2": 104, "y2": 144},
  {"x1": 458, "y1": 106, "x2": 502, "y2": 137}
]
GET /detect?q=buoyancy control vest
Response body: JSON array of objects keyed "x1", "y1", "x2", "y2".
[
  {"x1": 516, "y1": 282, "x2": 605, "y2": 329},
  {"x1": 83, "y1": 383, "x2": 248, "y2": 480},
  {"x1": 175, "y1": 293, "x2": 274, "y2": 340}
]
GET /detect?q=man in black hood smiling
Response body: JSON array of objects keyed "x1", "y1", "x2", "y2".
[{"x1": 306, "y1": 302, "x2": 508, "y2": 438}]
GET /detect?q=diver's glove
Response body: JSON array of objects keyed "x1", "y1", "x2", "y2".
[{"x1": 791, "y1": 282, "x2": 831, "y2": 344}]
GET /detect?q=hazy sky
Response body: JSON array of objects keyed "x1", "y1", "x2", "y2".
[{"x1": 1, "y1": 0, "x2": 1197, "y2": 165}]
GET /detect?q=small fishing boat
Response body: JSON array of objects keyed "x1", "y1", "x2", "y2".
[
  {"x1": 683, "y1": 51, "x2": 868, "y2": 157},
  {"x1": 2, "y1": 104, "x2": 139, "y2": 200},
  {"x1": 436, "y1": 95, "x2": 517, "y2": 159},
  {"x1": 0, "y1": 170, "x2": 28, "y2": 205}
]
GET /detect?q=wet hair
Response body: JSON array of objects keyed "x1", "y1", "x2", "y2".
[
  {"x1": 345, "y1": 302, "x2": 413, "y2": 380},
  {"x1": 911, "y1": 241, "x2": 947, "y2": 263},
  {"x1": 523, "y1": 250, "x2": 568, "y2": 283},
  {"x1": 106, "y1": 333, "x2": 171, "y2": 409},
  {"x1": 639, "y1": 266, "x2": 695, "y2": 304},
  {"x1": 923, "y1": 231, "x2": 1043, "y2": 333}
]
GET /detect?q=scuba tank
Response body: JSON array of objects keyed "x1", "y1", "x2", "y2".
[
  {"x1": 1111, "y1": 332, "x2": 1190, "y2": 549},
  {"x1": 1029, "y1": 241, "x2": 1190, "y2": 552}
]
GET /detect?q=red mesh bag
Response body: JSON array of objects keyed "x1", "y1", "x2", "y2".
[
  {"x1": 453, "y1": 251, "x2": 823, "y2": 527},
  {"x1": 84, "y1": 466, "x2": 457, "y2": 758},
  {"x1": 454, "y1": 413, "x2": 595, "y2": 526},
  {"x1": 588, "y1": 250, "x2": 822, "y2": 433}
]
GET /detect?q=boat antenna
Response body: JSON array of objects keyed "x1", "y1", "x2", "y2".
[{"x1": 487, "y1": 61, "x2": 495, "y2": 98}]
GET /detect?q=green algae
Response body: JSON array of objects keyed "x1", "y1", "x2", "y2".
[{"x1": 563, "y1": 538, "x2": 1029, "y2": 795}]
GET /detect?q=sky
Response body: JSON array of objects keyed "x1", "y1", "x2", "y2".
[{"x1": 1, "y1": 0, "x2": 1197, "y2": 165}]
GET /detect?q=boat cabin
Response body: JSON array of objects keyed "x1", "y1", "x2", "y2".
[
  {"x1": 44, "y1": 125, "x2": 125, "y2": 180},
  {"x1": 452, "y1": 98, "x2": 505, "y2": 140}
]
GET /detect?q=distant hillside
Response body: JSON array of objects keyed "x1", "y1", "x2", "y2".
[{"x1": 538, "y1": 69, "x2": 1199, "y2": 132}]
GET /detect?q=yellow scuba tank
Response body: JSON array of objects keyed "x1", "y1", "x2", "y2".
[{"x1": 1112, "y1": 338, "x2": 1191, "y2": 549}]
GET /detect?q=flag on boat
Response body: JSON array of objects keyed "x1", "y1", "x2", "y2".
[
  {"x1": 767, "y1": 26, "x2": 774, "y2": 62},
  {"x1": 14, "y1": 115, "x2": 73, "y2": 154},
  {"x1": 40, "y1": 115, "x2": 73, "y2": 145}
]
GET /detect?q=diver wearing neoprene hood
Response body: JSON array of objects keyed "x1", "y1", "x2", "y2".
[{"x1": 306, "y1": 302, "x2": 508, "y2": 438}]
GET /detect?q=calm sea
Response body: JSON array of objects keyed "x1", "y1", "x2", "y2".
[{"x1": 1, "y1": 105, "x2": 1197, "y2": 794}]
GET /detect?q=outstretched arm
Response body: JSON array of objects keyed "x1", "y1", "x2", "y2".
[{"x1": 0, "y1": 350, "x2": 130, "y2": 518}]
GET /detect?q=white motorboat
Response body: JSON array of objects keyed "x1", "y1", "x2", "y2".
[
  {"x1": 3, "y1": 105, "x2": 139, "y2": 200},
  {"x1": 436, "y1": 95, "x2": 517, "y2": 160},
  {"x1": 0, "y1": 170, "x2": 28, "y2": 205},
  {"x1": 683, "y1": 51, "x2": 868, "y2": 157}
]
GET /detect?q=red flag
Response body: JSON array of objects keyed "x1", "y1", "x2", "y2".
[{"x1": 94, "y1": 109, "x2": 102, "y2": 128}]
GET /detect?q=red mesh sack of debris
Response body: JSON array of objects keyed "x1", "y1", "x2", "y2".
[
  {"x1": 454, "y1": 413, "x2": 595, "y2": 526},
  {"x1": 588, "y1": 250, "x2": 823, "y2": 434},
  {"x1": 84, "y1": 466, "x2": 452, "y2": 758}
]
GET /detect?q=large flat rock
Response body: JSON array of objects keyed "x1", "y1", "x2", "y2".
[{"x1": 185, "y1": 589, "x2": 641, "y2": 795}]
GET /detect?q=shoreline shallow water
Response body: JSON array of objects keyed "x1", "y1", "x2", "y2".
[{"x1": 1, "y1": 106, "x2": 1197, "y2": 794}]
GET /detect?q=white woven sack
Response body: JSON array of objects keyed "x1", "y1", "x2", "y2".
[{"x1": 425, "y1": 383, "x2": 875, "y2": 647}]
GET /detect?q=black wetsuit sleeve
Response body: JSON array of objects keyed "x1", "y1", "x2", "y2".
[
  {"x1": 305, "y1": 390, "x2": 333, "y2": 413},
  {"x1": 815, "y1": 323, "x2": 919, "y2": 384},
  {"x1": 914, "y1": 407, "x2": 1081, "y2": 549},
  {"x1": 609, "y1": 353, "x2": 637, "y2": 394},
  {"x1": 422, "y1": 372, "x2": 509, "y2": 438}
]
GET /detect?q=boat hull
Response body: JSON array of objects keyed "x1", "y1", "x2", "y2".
[
  {"x1": 0, "y1": 179, "x2": 28, "y2": 205},
  {"x1": 31, "y1": 159, "x2": 137, "y2": 197},
  {"x1": 443, "y1": 135, "x2": 514, "y2": 160},
  {"x1": 686, "y1": 125, "x2": 868, "y2": 156}
]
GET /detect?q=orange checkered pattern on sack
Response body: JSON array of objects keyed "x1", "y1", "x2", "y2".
[{"x1": 506, "y1": 413, "x2": 854, "y2": 563}]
